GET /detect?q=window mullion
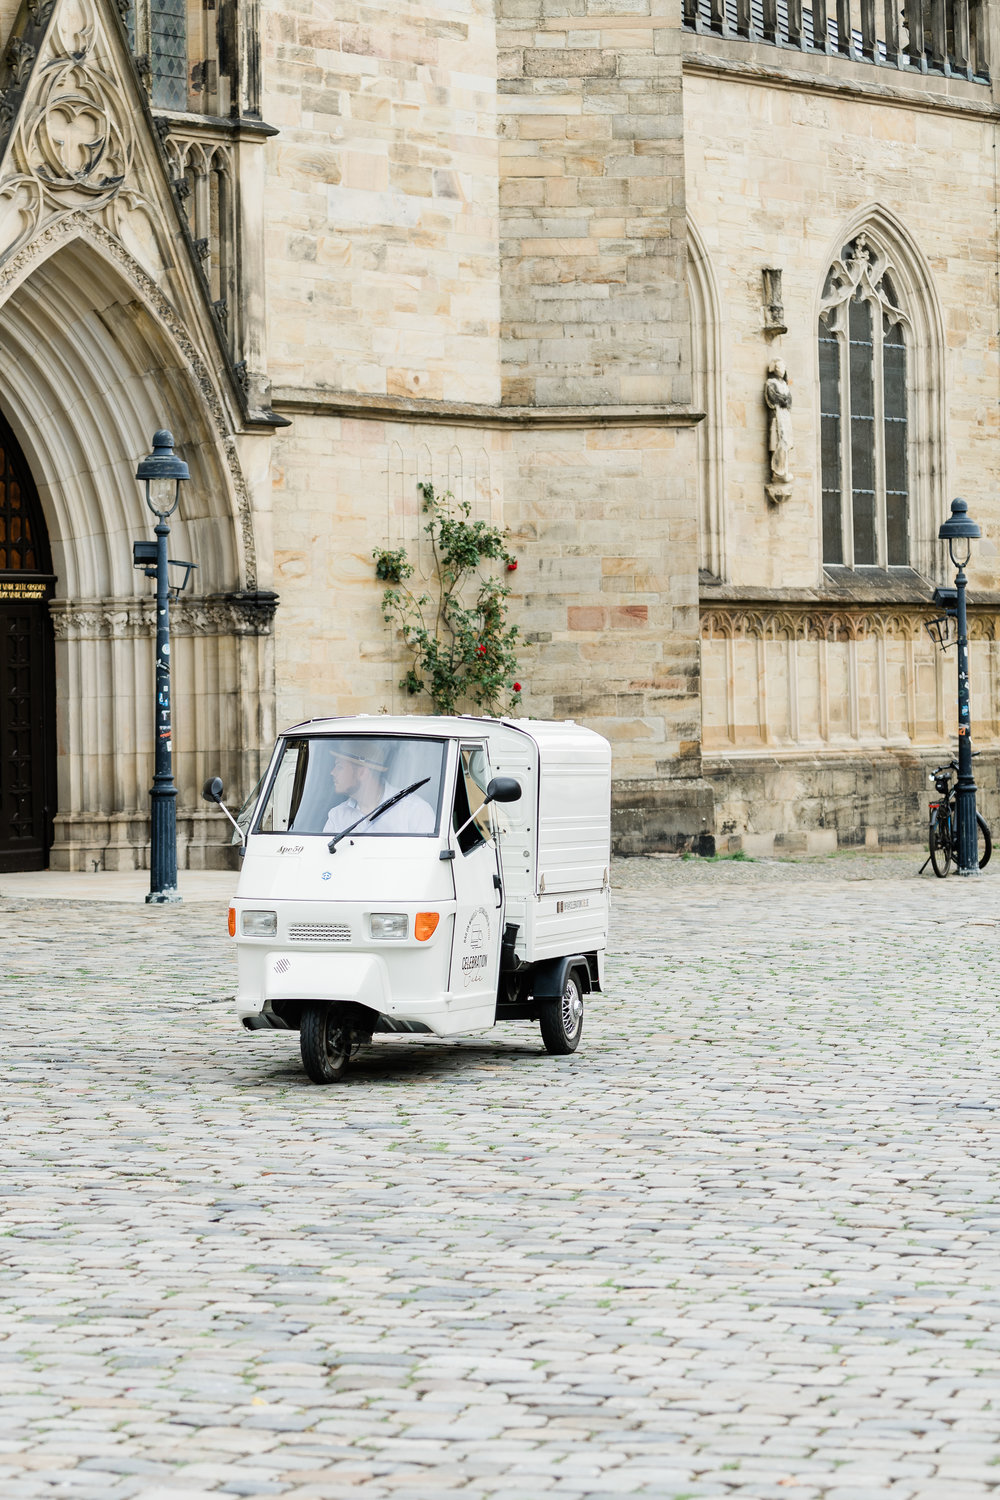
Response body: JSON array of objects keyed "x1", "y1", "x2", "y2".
[
  {"x1": 872, "y1": 300, "x2": 887, "y2": 568},
  {"x1": 839, "y1": 321, "x2": 853, "y2": 567}
]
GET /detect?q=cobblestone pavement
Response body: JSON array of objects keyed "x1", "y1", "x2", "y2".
[{"x1": 2, "y1": 852, "x2": 1000, "y2": 1499}]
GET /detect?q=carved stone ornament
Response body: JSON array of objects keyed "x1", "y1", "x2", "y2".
[
  {"x1": 700, "y1": 605, "x2": 1000, "y2": 645},
  {"x1": 0, "y1": 211, "x2": 261, "y2": 590},
  {"x1": 50, "y1": 592, "x2": 278, "y2": 640},
  {"x1": 7, "y1": 36, "x2": 36, "y2": 86},
  {"x1": 764, "y1": 358, "x2": 793, "y2": 504},
  {"x1": 761, "y1": 267, "x2": 786, "y2": 337},
  {"x1": 0, "y1": 0, "x2": 147, "y2": 264},
  {"x1": 25, "y1": 0, "x2": 56, "y2": 25},
  {"x1": 819, "y1": 233, "x2": 910, "y2": 338}
]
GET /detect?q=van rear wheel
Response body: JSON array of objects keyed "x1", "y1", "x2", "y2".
[
  {"x1": 539, "y1": 973, "x2": 584, "y2": 1055},
  {"x1": 300, "y1": 1003, "x2": 353, "y2": 1084}
]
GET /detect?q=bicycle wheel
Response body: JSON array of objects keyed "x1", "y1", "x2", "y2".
[
  {"x1": 929, "y1": 808, "x2": 952, "y2": 877},
  {"x1": 977, "y1": 812, "x2": 992, "y2": 871}
]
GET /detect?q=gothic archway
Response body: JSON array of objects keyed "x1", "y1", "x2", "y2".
[{"x1": 0, "y1": 231, "x2": 275, "y2": 871}]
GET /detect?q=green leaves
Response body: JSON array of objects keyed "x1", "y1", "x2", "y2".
[
  {"x1": 373, "y1": 547, "x2": 413, "y2": 585},
  {"x1": 374, "y1": 484, "x2": 522, "y2": 716}
]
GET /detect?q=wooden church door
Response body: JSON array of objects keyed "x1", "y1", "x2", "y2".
[{"x1": 0, "y1": 416, "x2": 55, "y2": 872}]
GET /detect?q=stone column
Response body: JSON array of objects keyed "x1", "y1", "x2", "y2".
[{"x1": 48, "y1": 593, "x2": 277, "y2": 872}]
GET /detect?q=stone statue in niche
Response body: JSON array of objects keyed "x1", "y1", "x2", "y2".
[{"x1": 764, "y1": 358, "x2": 793, "y2": 504}]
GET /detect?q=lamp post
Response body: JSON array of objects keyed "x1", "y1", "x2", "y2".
[
  {"x1": 939, "y1": 497, "x2": 982, "y2": 876},
  {"x1": 135, "y1": 430, "x2": 189, "y2": 904}
]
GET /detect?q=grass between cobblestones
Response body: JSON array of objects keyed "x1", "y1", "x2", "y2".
[{"x1": 1, "y1": 850, "x2": 999, "y2": 1498}]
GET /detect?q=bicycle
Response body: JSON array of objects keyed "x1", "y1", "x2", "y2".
[{"x1": 925, "y1": 760, "x2": 992, "y2": 877}]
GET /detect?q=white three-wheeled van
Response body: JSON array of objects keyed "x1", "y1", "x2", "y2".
[{"x1": 206, "y1": 716, "x2": 612, "y2": 1083}]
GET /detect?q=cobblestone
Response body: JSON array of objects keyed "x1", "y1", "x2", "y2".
[{"x1": 2, "y1": 850, "x2": 1000, "y2": 1496}]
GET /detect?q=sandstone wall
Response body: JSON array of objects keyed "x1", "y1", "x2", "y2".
[
  {"x1": 269, "y1": 414, "x2": 507, "y2": 724},
  {"x1": 269, "y1": 410, "x2": 705, "y2": 854},
  {"x1": 497, "y1": 0, "x2": 690, "y2": 406},
  {"x1": 683, "y1": 65, "x2": 1000, "y2": 593},
  {"x1": 685, "y1": 52, "x2": 1000, "y2": 847},
  {"x1": 263, "y1": 3, "x2": 706, "y2": 850},
  {"x1": 260, "y1": 0, "x2": 502, "y2": 405}
]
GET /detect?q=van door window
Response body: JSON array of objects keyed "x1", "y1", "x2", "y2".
[{"x1": 454, "y1": 744, "x2": 492, "y2": 854}]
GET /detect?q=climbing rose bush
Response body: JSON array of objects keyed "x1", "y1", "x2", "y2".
[{"x1": 373, "y1": 483, "x2": 522, "y2": 717}]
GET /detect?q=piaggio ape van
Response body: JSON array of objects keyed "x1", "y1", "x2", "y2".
[{"x1": 205, "y1": 715, "x2": 612, "y2": 1084}]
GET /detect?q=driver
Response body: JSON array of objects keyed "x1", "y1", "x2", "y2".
[{"x1": 323, "y1": 740, "x2": 436, "y2": 835}]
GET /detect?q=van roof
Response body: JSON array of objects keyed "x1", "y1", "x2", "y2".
[
  {"x1": 278, "y1": 714, "x2": 611, "y2": 760},
  {"x1": 281, "y1": 714, "x2": 565, "y2": 737}
]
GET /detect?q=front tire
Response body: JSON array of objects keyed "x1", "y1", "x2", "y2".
[
  {"x1": 929, "y1": 809, "x2": 952, "y2": 878},
  {"x1": 300, "y1": 1003, "x2": 353, "y2": 1084},
  {"x1": 539, "y1": 972, "x2": 584, "y2": 1055}
]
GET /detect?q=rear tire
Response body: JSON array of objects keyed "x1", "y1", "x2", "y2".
[
  {"x1": 300, "y1": 1003, "x2": 353, "y2": 1084},
  {"x1": 978, "y1": 812, "x2": 992, "y2": 871},
  {"x1": 929, "y1": 809, "x2": 952, "y2": 878},
  {"x1": 539, "y1": 972, "x2": 584, "y2": 1055}
]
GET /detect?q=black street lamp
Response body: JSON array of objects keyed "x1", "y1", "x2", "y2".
[
  {"x1": 135, "y1": 430, "x2": 189, "y2": 904},
  {"x1": 939, "y1": 497, "x2": 982, "y2": 876}
]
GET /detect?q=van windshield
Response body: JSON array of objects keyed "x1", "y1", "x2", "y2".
[{"x1": 254, "y1": 735, "x2": 446, "y2": 838}]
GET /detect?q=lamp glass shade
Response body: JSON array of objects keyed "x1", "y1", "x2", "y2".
[
  {"x1": 145, "y1": 477, "x2": 181, "y2": 516},
  {"x1": 136, "y1": 430, "x2": 189, "y2": 518}
]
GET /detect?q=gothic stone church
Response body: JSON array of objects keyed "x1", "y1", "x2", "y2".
[{"x1": 0, "y1": 0, "x2": 997, "y2": 871}]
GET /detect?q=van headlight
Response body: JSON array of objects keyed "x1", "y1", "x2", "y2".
[
  {"x1": 370, "y1": 912, "x2": 407, "y2": 941},
  {"x1": 241, "y1": 909, "x2": 277, "y2": 937}
]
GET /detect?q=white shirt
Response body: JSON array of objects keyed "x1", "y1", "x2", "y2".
[{"x1": 323, "y1": 784, "x2": 436, "y2": 836}]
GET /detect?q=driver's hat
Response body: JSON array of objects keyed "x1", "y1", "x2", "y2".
[{"x1": 332, "y1": 739, "x2": 389, "y2": 772}]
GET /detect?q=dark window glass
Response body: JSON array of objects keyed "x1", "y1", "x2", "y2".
[
  {"x1": 883, "y1": 320, "x2": 908, "y2": 566},
  {"x1": 126, "y1": 0, "x2": 226, "y2": 115},
  {"x1": 453, "y1": 745, "x2": 492, "y2": 855},
  {"x1": 0, "y1": 439, "x2": 48, "y2": 574},
  {"x1": 151, "y1": 0, "x2": 187, "y2": 110},
  {"x1": 255, "y1": 736, "x2": 446, "y2": 838},
  {"x1": 819, "y1": 324, "x2": 843, "y2": 564},
  {"x1": 848, "y1": 294, "x2": 876, "y2": 565}
]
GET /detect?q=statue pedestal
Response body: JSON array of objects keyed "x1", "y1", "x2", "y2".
[{"x1": 766, "y1": 482, "x2": 793, "y2": 505}]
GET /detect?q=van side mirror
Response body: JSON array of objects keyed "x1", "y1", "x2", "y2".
[
  {"x1": 202, "y1": 775, "x2": 244, "y2": 844},
  {"x1": 451, "y1": 776, "x2": 522, "y2": 846},
  {"x1": 486, "y1": 777, "x2": 521, "y2": 804}
]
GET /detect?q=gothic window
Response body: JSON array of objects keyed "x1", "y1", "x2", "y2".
[
  {"x1": 0, "y1": 422, "x2": 50, "y2": 575},
  {"x1": 126, "y1": 0, "x2": 228, "y2": 116},
  {"x1": 818, "y1": 236, "x2": 910, "y2": 569}
]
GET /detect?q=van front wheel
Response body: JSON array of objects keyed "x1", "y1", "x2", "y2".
[
  {"x1": 300, "y1": 1003, "x2": 353, "y2": 1084},
  {"x1": 539, "y1": 973, "x2": 584, "y2": 1055}
]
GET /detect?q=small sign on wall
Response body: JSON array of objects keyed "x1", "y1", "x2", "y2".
[{"x1": 0, "y1": 579, "x2": 50, "y2": 602}]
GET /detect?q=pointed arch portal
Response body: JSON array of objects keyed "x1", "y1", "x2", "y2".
[{"x1": 0, "y1": 234, "x2": 275, "y2": 871}]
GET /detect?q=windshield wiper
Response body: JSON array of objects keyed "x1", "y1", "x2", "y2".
[{"x1": 328, "y1": 777, "x2": 431, "y2": 853}]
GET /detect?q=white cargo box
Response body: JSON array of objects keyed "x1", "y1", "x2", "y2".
[{"x1": 478, "y1": 718, "x2": 611, "y2": 966}]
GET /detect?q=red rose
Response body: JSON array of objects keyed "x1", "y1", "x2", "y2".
[
  {"x1": 512, "y1": 682, "x2": 522, "y2": 692},
  {"x1": 475, "y1": 644, "x2": 486, "y2": 656},
  {"x1": 507, "y1": 560, "x2": 518, "y2": 571}
]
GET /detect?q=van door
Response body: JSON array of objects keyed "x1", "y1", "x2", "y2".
[{"x1": 446, "y1": 741, "x2": 502, "y2": 1031}]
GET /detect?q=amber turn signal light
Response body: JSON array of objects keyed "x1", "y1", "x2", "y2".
[
  {"x1": 414, "y1": 911, "x2": 439, "y2": 942},
  {"x1": 228, "y1": 906, "x2": 236, "y2": 938}
]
